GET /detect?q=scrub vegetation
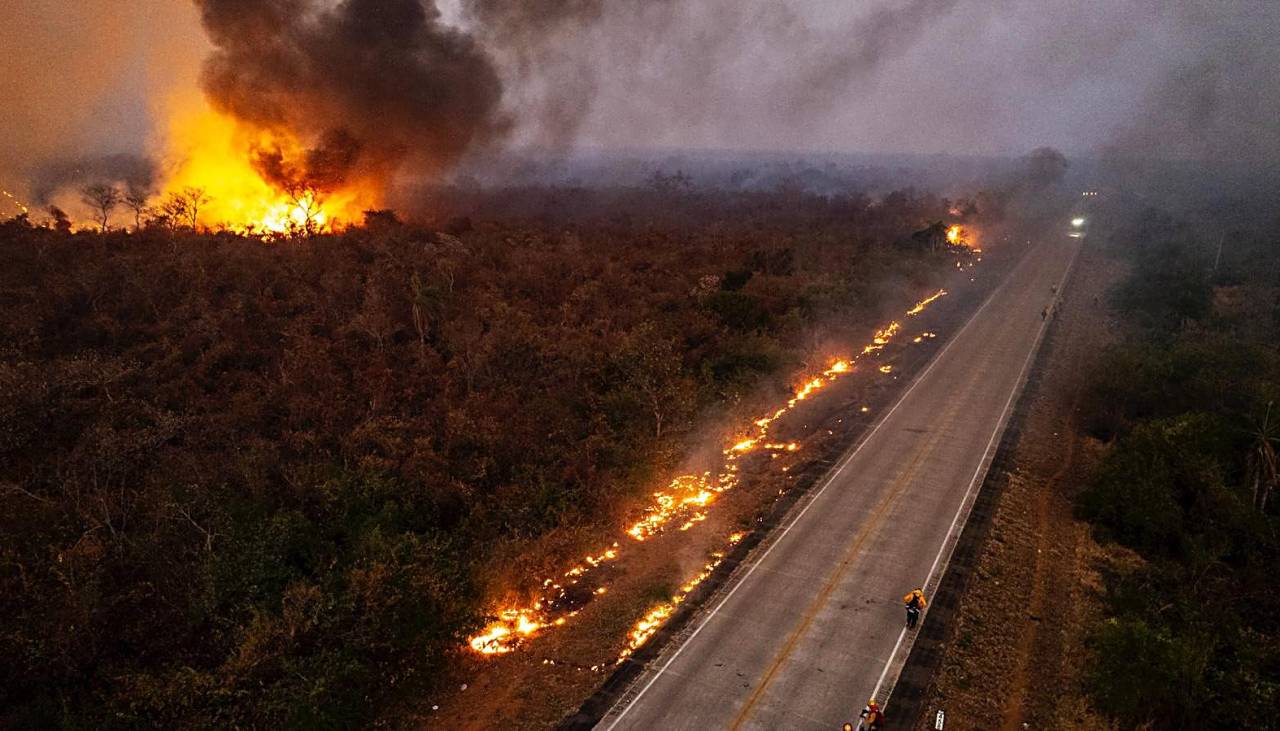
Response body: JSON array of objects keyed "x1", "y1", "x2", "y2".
[
  {"x1": 1078, "y1": 202, "x2": 1280, "y2": 729},
  {"x1": 0, "y1": 185, "x2": 968, "y2": 727}
]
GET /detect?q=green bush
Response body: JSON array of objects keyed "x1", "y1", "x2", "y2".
[
  {"x1": 1111, "y1": 241, "x2": 1212, "y2": 333},
  {"x1": 1087, "y1": 617, "x2": 1209, "y2": 728},
  {"x1": 1080, "y1": 204, "x2": 1280, "y2": 729},
  {"x1": 1077, "y1": 413, "x2": 1230, "y2": 557}
]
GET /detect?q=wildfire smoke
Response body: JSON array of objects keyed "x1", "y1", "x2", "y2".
[{"x1": 151, "y1": 0, "x2": 510, "y2": 233}]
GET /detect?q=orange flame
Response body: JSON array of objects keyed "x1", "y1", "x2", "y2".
[
  {"x1": 907, "y1": 289, "x2": 947, "y2": 315},
  {"x1": 946, "y1": 224, "x2": 983, "y2": 253},
  {"x1": 157, "y1": 101, "x2": 376, "y2": 234},
  {"x1": 466, "y1": 288, "x2": 952, "y2": 655},
  {"x1": 616, "y1": 531, "x2": 746, "y2": 663},
  {"x1": 2, "y1": 189, "x2": 30, "y2": 215}
]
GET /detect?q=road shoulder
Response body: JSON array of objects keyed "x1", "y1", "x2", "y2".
[{"x1": 896, "y1": 239, "x2": 1124, "y2": 730}]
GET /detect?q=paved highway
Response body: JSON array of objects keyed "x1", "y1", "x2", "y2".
[{"x1": 600, "y1": 236, "x2": 1083, "y2": 730}]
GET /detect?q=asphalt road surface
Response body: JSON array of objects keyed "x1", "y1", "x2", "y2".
[{"x1": 601, "y1": 235, "x2": 1083, "y2": 730}]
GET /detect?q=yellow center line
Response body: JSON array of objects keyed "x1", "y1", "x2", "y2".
[{"x1": 726, "y1": 391, "x2": 965, "y2": 730}]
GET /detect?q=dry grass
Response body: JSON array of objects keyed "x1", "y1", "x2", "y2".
[{"x1": 914, "y1": 242, "x2": 1129, "y2": 730}]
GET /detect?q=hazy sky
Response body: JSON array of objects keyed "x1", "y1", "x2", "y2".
[
  {"x1": 0, "y1": 2, "x2": 204, "y2": 178},
  {"x1": 1, "y1": 0, "x2": 1276, "y2": 192},
  {"x1": 555, "y1": 0, "x2": 1280, "y2": 161}
]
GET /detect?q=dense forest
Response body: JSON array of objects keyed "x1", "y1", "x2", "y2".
[
  {"x1": 0, "y1": 186, "x2": 971, "y2": 727},
  {"x1": 1078, "y1": 201, "x2": 1280, "y2": 728}
]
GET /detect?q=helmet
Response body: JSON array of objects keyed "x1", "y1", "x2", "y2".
[{"x1": 868, "y1": 699, "x2": 878, "y2": 706}]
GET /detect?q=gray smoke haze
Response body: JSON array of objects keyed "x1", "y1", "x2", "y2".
[
  {"x1": 461, "y1": 0, "x2": 605, "y2": 150},
  {"x1": 1, "y1": 0, "x2": 1277, "y2": 208},
  {"x1": 1105, "y1": 2, "x2": 1280, "y2": 162},
  {"x1": 543, "y1": 0, "x2": 1280, "y2": 161},
  {"x1": 30, "y1": 154, "x2": 154, "y2": 204}
]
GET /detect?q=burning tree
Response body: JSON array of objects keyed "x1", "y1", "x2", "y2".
[
  {"x1": 247, "y1": 133, "x2": 359, "y2": 236},
  {"x1": 80, "y1": 183, "x2": 121, "y2": 232},
  {"x1": 180, "y1": 187, "x2": 210, "y2": 229},
  {"x1": 284, "y1": 183, "x2": 325, "y2": 236},
  {"x1": 910, "y1": 221, "x2": 949, "y2": 251},
  {"x1": 159, "y1": 187, "x2": 211, "y2": 230}
]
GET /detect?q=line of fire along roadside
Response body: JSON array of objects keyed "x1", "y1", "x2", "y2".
[{"x1": 468, "y1": 234, "x2": 981, "y2": 660}]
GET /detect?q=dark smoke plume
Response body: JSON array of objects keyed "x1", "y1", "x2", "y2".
[{"x1": 195, "y1": 0, "x2": 510, "y2": 192}]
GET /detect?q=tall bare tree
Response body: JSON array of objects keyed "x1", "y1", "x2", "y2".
[
  {"x1": 80, "y1": 183, "x2": 121, "y2": 232},
  {"x1": 124, "y1": 186, "x2": 152, "y2": 231}
]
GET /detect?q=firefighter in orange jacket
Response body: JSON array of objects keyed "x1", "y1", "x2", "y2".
[{"x1": 904, "y1": 588, "x2": 927, "y2": 629}]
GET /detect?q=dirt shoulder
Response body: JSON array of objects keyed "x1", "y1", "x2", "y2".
[
  {"x1": 403, "y1": 246, "x2": 1020, "y2": 730},
  {"x1": 897, "y1": 239, "x2": 1127, "y2": 730}
]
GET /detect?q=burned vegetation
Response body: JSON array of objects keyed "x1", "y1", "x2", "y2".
[{"x1": 0, "y1": 185, "x2": 970, "y2": 727}]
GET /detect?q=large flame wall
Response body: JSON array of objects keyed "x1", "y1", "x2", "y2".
[{"x1": 157, "y1": 101, "x2": 375, "y2": 234}]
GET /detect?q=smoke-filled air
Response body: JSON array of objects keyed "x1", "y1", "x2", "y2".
[
  {"x1": 2, "y1": 2, "x2": 1278, "y2": 730},
  {"x1": 2, "y1": 0, "x2": 1278, "y2": 229}
]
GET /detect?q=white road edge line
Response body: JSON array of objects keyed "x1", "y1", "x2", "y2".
[
  {"x1": 603, "y1": 246, "x2": 1036, "y2": 731},
  {"x1": 861, "y1": 237, "x2": 1084, "y2": 728}
]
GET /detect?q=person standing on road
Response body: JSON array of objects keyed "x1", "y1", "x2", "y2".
[
  {"x1": 903, "y1": 588, "x2": 927, "y2": 629},
  {"x1": 859, "y1": 698, "x2": 886, "y2": 729}
]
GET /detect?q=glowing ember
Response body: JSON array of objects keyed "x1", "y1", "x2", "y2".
[
  {"x1": 469, "y1": 610, "x2": 546, "y2": 654},
  {"x1": 2, "y1": 189, "x2": 30, "y2": 215},
  {"x1": 907, "y1": 289, "x2": 947, "y2": 316},
  {"x1": 762, "y1": 443, "x2": 799, "y2": 452},
  {"x1": 627, "y1": 474, "x2": 724, "y2": 541},
  {"x1": 617, "y1": 532, "x2": 746, "y2": 663},
  {"x1": 466, "y1": 288, "x2": 952, "y2": 655},
  {"x1": 862, "y1": 322, "x2": 900, "y2": 356}
]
